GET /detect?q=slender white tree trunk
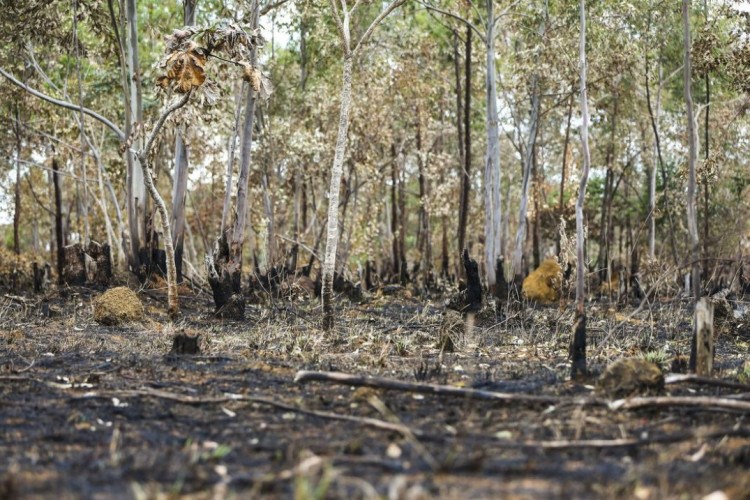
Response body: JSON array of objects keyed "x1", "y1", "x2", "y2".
[
  {"x1": 683, "y1": 0, "x2": 700, "y2": 299},
  {"x1": 125, "y1": 0, "x2": 146, "y2": 264},
  {"x1": 572, "y1": 0, "x2": 591, "y2": 379},
  {"x1": 322, "y1": 55, "x2": 353, "y2": 330},
  {"x1": 512, "y1": 76, "x2": 540, "y2": 280},
  {"x1": 483, "y1": 0, "x2": 501, "y2": 288}
]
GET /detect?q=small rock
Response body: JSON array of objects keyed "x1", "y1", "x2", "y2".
[{"x1": 92, "y1": 287, "x2": 144, "y2": 326}]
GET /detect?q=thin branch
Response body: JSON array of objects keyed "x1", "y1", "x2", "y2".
[
  {"x1": 260, "y1": 0, "x2": 293, "y2": 16},
  {"x1": 493, "y1": 0, "x2": 523, "y2": 29},
  {"x1": 353, "y1": 0, "x2": 408, "y2": 56},
  {"x1": 294, "y1": 370, "x2": 596, "y2": 406},
  {"x1": 329, "y1": 0, "x2": 348, "y2": 52},
  {"x1": 610, "y1": 395, "x2": 750, "y2": 412},
  {"x1": 0, "y1": 67, "x2": 125, "y2": 140},
  {"x1": 136, "y1": 91, "x2": 193, "y2": 163},
  {"x1": 414, "y1": 0, "x2": 485, "y2": 42}
]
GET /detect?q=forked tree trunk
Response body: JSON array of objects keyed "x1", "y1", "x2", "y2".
[
  {"x1": 571, "y1": 0, "x2": 591, "y2": 380},
  {"x1": 207, "y1": 1, "x2": 259, "y2": 319}
]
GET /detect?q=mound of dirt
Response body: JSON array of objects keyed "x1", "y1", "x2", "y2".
[
  {"x1": 522, "y1": 259, "x2": 562, "y2": 304},
  {"x1": 597, "y1": 358, "x2": 664, "y2": 398},
  {"x1": 92, "y1": 287, "x2": 144, "y2": 326}
]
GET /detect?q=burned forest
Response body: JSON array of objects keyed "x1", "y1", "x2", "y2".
[{"x1": 2, "y1": 0, "x2": 750, "y2": 498}]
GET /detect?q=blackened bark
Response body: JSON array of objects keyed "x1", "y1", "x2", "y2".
[
  {"x1": 206, "y1": 233, "x2": 244, "y2": 319},
  {"x1": 463, "y1": 249, "x2": 482, "y2": 312},
  {"x1": 53, "y1": 158, "x2": 65, "y2": 285},
  {"x1": 458, "y1": 27, "x2": 472, "y2": 263},
  {"x1": 571, "y1": 312, "x2": 587, "y2": 380},
  {"x1": 63, "y1": 243, "x2": 87, "y2": 286}
]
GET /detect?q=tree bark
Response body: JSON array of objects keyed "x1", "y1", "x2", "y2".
[
  {"x1": 512, "y1": 75, "x2": 541, "y2": 283},
  {"x1": 53, "y1": 159, "x2": 65, "y2": 285},
  {"x1": 484, "y1": 0, "x2": 501, "y2": 289},
  {"x1": 171, "y1": 0, "x2": 198, "y2": 283},
  {"x1": 683, "y1": 0, "x2": 700, "y2": 301},
  {"x1": 458, "y1": 26, "x2": 472, "y2": 263},
  {"x1": 557, "y1": 92, "x2": 573, "y2": 257},
  {"x1": 572, "y1": 0, "x2": 591, "y2": 380},
  {"x1": 13, "y1": 107, "x2": 21, "y2": 255},
  {"x1": 322, "y1": 55, "x2": 353, "y2": 330}
]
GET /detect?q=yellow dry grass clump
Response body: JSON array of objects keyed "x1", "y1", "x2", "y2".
[
  {"x1": 522, "y1": 258, "x2": 562, "y2": 304},
  {"x1": 93, "y1": 287, "x2": 145, "y2": 326}
]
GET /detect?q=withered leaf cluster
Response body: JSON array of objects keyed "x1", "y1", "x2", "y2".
[{"x1": 156, "y1": 22, "x2": 265, "y2": 97}]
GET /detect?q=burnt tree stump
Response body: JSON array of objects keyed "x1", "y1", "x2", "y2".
[
  {"x1": 206, "y1": 234, "x2": 245, "y2": 320},
  {"x1": 86, "y1": 242, "x2": 113, "y2": 286},
  {"x1": 171, "y1": 333, "x2": 201, "y2": 355},
  {"x1": 62, "y1": 243, "x2": 87, "y2": 286}
]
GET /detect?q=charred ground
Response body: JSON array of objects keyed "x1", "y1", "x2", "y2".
[{"x1": 1, "y1": 284, "x2": 749, "y2": 499}]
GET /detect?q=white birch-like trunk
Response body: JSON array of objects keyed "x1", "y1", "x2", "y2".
[
  {"x1": 322, "y1": 55, "x2": 353, "y2": 330},
  {"x1": 683, "y1": 0, "x2": 700, "y2": 299},
  {"x1": 572, "y1": 0, "x2": 591, "y2": 378},
  {"x1": 483, "y1": 0, "x2": 501, "y2": 287},
  {"x1": 125, "y1": 0, "x2": 146, "y2": 262},
  {"x1": 512, "y1": 76, "x2": 540, "y2": 279}
]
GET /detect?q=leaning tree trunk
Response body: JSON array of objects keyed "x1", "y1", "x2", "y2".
[
  {"x1": 322, "y1": 55, "x2": 353, "y2": 330},
  {"x1": 571, "y1": 0, "x2": 591, "y2": 380}
]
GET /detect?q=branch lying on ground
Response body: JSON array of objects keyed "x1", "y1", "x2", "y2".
[
  {"x1": 74, "y1": 387, "x2": 422, "y2": 439},
  {"x1": 665, "y1": 373, "x2": 750, "y2": 392},
  {"x1": 7, "y1": 378, "x2": 745, "y2": 452},
  {"x1": 610, "y1": 395, "x2": 750, "y2": 412},
  {"x1": 294, "y1": 370, "x2": 595, "y2": 406}
]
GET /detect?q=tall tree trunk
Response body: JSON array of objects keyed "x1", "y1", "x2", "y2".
[
  {"x1": 683, "y1": 0, "x2": 700, "y2": 301},
  {"x1": 207, "y1": 2, "x2": 259, "y2": 318},
  {"x1": 572, "y1": 0, "x2": 591, "y2": 380},
  {"x1": 458, "y1": 26, "x2": 472, "y2": 263},
  {"x1": 171, "y1": 0, "x2": 197, "y2": 283},
  {"x1": 322, "y1": 55, "x2": 353, "y2": 330},
  {"x1": 484, "y1": 0, "x2": 501, "y2": 289},
  {"x1": 644, "y1": 35, "x2": 679, "y2": 266},
  {"x1": 221, "y1": 86, "x2": 243, "y2": 233},
  {"x1": 415, "y1": 111, "x2": 432, "y2": 283},
  {"x1": 557, "y1": 92, "x2": 574, "y2": 257},
  {"x1": 683, "y1": 0, "x2": 703, "y2": 371},
  {"x1": 73, "y1": 0, "x2": 90, "y2": 245},
  {"x1": 125, "y1": 0, "x2": 147, "y2": 273},
  {"x1": 13, "y1": 107, "x2": 21, "y2": 255},
  {"x1": 390, "y1": 143, "x2": 400, "y2": 279},
  {"x1": 512, "y1": 75, "x2": 541, "y2": 283},
  {"x1": 53, "y1": 159, "x2": 65, "y2": 285}
]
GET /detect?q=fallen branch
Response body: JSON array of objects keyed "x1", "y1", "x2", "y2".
[
  {"x1": 665, "y1": 373, "x2": 750, "y2": 391},
  {"x1": 294, "y1": 370, "x2": 594, "y2": 406},
  {"x1": 74, "y1": 387, "x2": 423, "y2": 439},
  {"x1": 610, "y1": 395, "x2": 750, "y2": 412},
  {"x1": 504, "y1": 426, "x2": 750, "y2": 450}
]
